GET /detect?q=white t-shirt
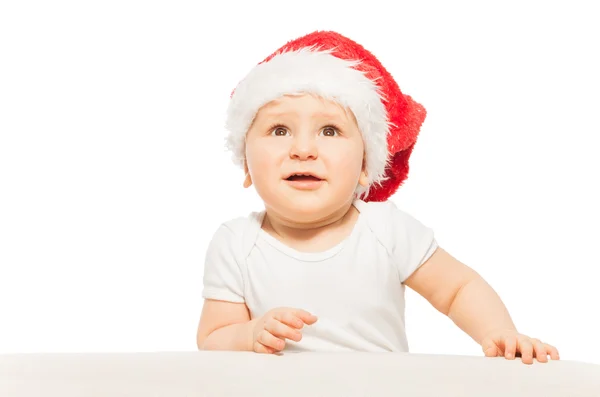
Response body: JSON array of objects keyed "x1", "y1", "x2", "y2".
[{"x1": 202, "y1": 199, "x2": 438, "y2": 353}]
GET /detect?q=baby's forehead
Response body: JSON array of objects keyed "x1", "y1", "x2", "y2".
[{"x1": 256, "y1": 94, "x2": 355, "y2": 123}]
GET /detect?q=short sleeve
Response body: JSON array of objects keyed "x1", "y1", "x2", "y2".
[
  {"x1": 201, "y1": 224, "x2": 246, "y2": 303},
  {"x1": 389, "y1": 203, "x2": 439, "y2": 283}
]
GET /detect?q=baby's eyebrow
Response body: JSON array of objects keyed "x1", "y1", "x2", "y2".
[{"x1": 262, "y1": 111, "x2": 348, "y2": 123}]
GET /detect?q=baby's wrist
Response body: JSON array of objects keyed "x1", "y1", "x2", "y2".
[
  {"x1": 480, "y1": 327, "x2": 519, "y2": 341},
  {"x1": 246, "y1": 318, "x2": 260, "y2": 351}
]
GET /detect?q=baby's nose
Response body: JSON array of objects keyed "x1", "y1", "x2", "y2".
[{"x1": 289, "y1": 136, "x2": 318, "y2": 160}]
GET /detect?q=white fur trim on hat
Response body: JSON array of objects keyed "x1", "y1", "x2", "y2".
[{"x1": 225, "y1": 46, "x2": 390, "y2": 198}]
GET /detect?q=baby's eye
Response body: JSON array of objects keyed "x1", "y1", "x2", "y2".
[
  {"x1": 321, "y1": 126, "x2": 339, "y2": 137},
  {"x1": 272, "y1": 127, "x2": 289, "y2": 136}
]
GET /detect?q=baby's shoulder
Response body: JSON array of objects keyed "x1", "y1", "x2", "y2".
[
  {"x1": 355, "y1": 199, "x2": 420, "y2": 227},
  {"x1": 209, "y1": 209, "x2": 265, "y2": 256},
  {"x1": 214, "y1": 208, "x2": 264, "y2": 233},
  {"x1": 355, "y1": 199, "x2": 434, "y2": 246}
]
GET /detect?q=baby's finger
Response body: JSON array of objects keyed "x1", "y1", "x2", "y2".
[
  {"x1": 483, "y1": 345, "x2": 500, "y2": 357},
  {"x1": 253, "y1": 340, "x2": 277, "y2": 354},
  {"x1": 545, "y1": 343, "x2": 560, "y2": 360},
  {"x1": 532, "y1": 339, "x2": 548, "y2": 363},
  {"x1": 276, "y1": 311, "x2": 306, "y2": 330},
  {"x1": 292, "y1": 309, "x2": 318, "y2": 325},
  {"x1": 481, "y1": 338, "x2": 500, "y2": 357},
  {"x1": 257, "y1": 330, "x2": 285, "y2": 351},
  {"x1": 504, "y1": 335, "x2": 517, "y2": 360},
  {"x1": 518, "y1": 338, "x2": 534, "y2": 364},
  {"x1": 265, "y1": 317, "x2": 302, "y2": 342}
]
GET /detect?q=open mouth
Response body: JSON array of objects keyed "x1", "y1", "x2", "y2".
[{"x1": 285, "y1": 173, "x2": 323, "y2": 182}]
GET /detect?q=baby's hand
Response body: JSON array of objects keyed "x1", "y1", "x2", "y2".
[
  {"x1": 251, "y1": 307, "x2": 318, "y2": 354},
  {"x1": 481, "y1": 329, "x2": 560, "y2": 364}
]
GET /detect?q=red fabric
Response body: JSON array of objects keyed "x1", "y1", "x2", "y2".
[{"x1": 260, "y1": 31, "x2": 427, "y2": 202}]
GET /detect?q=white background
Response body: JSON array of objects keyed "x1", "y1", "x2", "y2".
[{"x1": 1, "y1": 1, "x2": 599, "y2": 366}]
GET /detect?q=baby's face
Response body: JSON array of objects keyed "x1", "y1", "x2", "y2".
[{"x1": 244, "y1": 94, "x2": 367, "y2": 222}]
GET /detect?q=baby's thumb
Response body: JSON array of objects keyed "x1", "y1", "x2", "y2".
[
  {"x1": 484, "y1": 346, "x2": 500, "y2": 357},
  {"x1": 482, "y1": 340, "x2": 500, "y2": 357}
]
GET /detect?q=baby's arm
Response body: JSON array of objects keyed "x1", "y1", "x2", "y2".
[
  {"x1": 197, "y1": 300, "x2": 318, "y2": 353},
  {"x1": 404, "y1": 247, "x2": 516, "y2": 344},
  {"x1": 196, "y1": 299, "x2": 255, "y2": 351},
  {"x1": 404, "y1": 247, "x2": 558, "y2": 363}
]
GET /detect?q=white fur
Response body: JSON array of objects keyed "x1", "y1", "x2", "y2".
[{"x1": 225, "y1": 46, "x2": 390, "y2": 198}]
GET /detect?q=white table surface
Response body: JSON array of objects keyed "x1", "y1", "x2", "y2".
[{"x1": 1, "y1": 350, "x2": 598, "y2": 396}]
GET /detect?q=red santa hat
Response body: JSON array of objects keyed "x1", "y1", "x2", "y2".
[{"x1": 225, "y1": 30, "x2": 427, "y2": 202}]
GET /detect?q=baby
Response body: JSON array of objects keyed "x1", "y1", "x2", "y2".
[{"x1": 196, "y1": 31, "x2": 559, "y2": 365}]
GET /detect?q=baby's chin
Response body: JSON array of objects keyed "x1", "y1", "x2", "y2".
[{"x1": 267, "y1": 193, "x2": 353, "y2": 225}]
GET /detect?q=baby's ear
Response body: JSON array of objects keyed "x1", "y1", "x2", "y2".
[
  {"x1": 359, "y1": 156, "x2": 368, "y2": 187},
  {"x1": 358, "y1": 154, "x2": 369, "y2": 187},
  {"x1": 359, "y1": 170, "x2": 369, "y2": 187},
  {"x1": 243, "y1": 161, "x2": 253, "y2": 188}
]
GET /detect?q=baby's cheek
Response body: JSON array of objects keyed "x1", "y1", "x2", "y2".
[
  {"x1": 248, "y1": 145, "x2": 281, "y2": 180},
  {"x1": 333, "y1": 148, "x2": 363, "y2": 171},
  {"x1": 247, "y1": 141, "x2": 274, "y2": 165}
]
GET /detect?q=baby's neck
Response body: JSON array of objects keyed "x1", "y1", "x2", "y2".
[{"x1": 261, "y1": 201, "x2": 359, "y2": 253}]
